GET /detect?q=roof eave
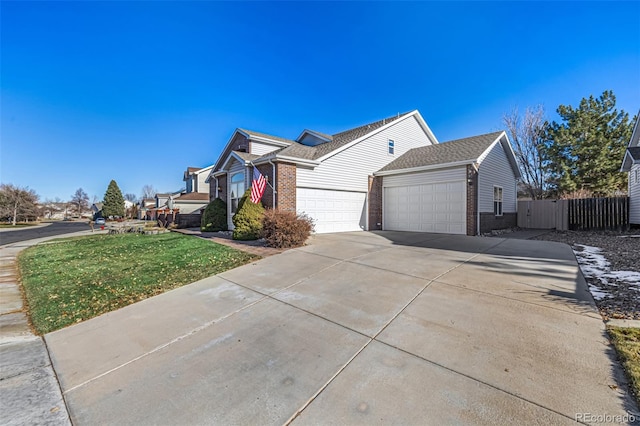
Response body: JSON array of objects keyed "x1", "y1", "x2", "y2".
[
  {"x1": 374, "y1": 160, "x2": 475, "y2": 176},
  {"x1": 621, "y1": 150, "x2": 640, "y2": 172}
]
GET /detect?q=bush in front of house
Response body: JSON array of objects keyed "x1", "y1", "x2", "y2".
[
  {"x1": 201, "y1": 198, "x2": 228, "y2": 232},
  {"x1": 232, "y1": 189, "x2": 265, "y2": 240},
  {"x1": 262, "y1": 209, "x2": 314, "y2": 248}
]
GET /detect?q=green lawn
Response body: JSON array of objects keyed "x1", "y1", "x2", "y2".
[
  {"x1": 19, "y1": 232, "x2": 259, "y2": 334},
  {"x1": 608, "y1": 326, "x2": 640, "y2": 406}
]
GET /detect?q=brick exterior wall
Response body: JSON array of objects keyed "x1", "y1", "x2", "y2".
[
  {"x1": 218, "y1": 133, "x2": 249, "y2": 166},
  {"x1": 276, "y1": 162, "x2": 296, "y2": 211},
  {"x1": 466, "y1": 165, "x2": 478, "y2": 236},
  {"x1": 216, "y1": 174, "x2": 227, "y2": 203},
  {"x1": 255, "y1": 163, "x2": 274, "y2": 209},
  {"x1": 368, "y1": 175, "x2": 383, "y2": 230},
  {"x1": 479, "y1": 212, "x2": 517, "y2": 234}
]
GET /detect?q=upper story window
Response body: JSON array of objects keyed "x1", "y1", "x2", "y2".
[
  {"x1": 230, "y1": 172, "x2": 245, "y2": 213},
  {"x1": 494, "y1": 186, "x2": 503, "y2": 216},
  {"x1": 388, "y1": 139, "x2": 395, "y2": 155}
]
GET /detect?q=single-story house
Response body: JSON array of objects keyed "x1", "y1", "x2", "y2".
[
  {"x1": 621, "y1": 112, "x2": 640, "y2": 225},
  {"x1": 184, "y1": 165, "x2": 214, "y2": 195},
  {"x1": 206, "y1": 110, "x2": 521, "y2": 235}
]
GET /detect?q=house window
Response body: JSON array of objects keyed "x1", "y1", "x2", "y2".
[
  {"x1": 230, "y1": 172, "x2": 245, "y2": 213},
  {"x1": 494, "y1": 186, "x2": 503, "y2": 216},
  {"x1": 388, "y1": 139, "x2": 395, "y2": 155},
  {"x1": 636, "y1": 169, "x2": 640, "y2": 184}
]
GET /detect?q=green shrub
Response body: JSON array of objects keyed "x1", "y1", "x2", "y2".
[
  {"x1": 262, "y1": 209, "x2": 314, "y2": 248},
  {"x1": 232, "y1": 189, "x2": 265, "y2": 240},
  {"x1": 201, "y1": 198, "x2": 228, "y2": 232}
]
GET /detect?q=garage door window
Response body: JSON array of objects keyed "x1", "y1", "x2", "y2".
[
  {"x1": 494, "y1": 186, "x2": 503, "y2": 216},
  {"x1": 230, "y1": 172, "x2": 245, "y2": 213}
]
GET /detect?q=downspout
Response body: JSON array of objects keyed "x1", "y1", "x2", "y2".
[{"x1": 268, "y1": 160, "x2": 276, "y2": 208}]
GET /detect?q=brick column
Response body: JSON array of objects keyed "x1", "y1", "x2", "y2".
[
  {"x1": 368, "y1": 175, "x2": 383, "y2": 230},
  {"x1": 256, "y1": 164, "x2": 274, "y2": 209},
  {"x1": 276, "y1": 162, "x2": 296, "y2": 211}
]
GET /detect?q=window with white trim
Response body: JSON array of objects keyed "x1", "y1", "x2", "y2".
[
  {"x1": 388, "y1": 139, "x2": 395, "y2": 155},
  {"x1": 230, "y1": 172, "x2": 245, "y2": 213},
  {"x1": 493, "y1": 186, "x2": 503, "y2": 216},
  {"x1": 636, "y1": 168, "x2": 640, "y2": 184}
]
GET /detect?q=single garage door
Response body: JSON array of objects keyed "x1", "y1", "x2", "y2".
[
  {"x1": 384, "y1": 180, "x2": 466, "y2": 234},
  {"x1": 297, "y1": 188, "x2": 366, "y2": 233}
]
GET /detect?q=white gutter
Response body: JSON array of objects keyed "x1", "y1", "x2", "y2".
[{"x1": 374, "y1": 159, "x2": 475, "y2": 177}]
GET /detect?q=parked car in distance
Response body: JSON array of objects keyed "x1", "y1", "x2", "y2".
[{"x1": 95, "y1": 218, "x2": 106, "y2": 226}]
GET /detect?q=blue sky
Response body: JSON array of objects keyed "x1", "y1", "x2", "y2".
[{"x1": 1, "y1": 1, "x2": 639, "y2": 201}]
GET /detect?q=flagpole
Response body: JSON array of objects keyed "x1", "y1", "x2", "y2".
[{"x1": 249, "y1": 161, "x2": 276, "y2": 192}]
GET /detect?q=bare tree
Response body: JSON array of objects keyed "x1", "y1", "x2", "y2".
[
  {"x1": 70, "y1": 188, "x2": 89, "y2": 216},
  {"x1": 0, "y1": 184, "x2": 39, "y2": 225},
  {"x1": 141, "y1": 185, "x2": 157, "y2": 200},
  {"x1": 503, "y1": 106, "x2": 549, "y2": 199},
  {"x1": 124, "y1": 193, "x2": 138, "y2": 203}
]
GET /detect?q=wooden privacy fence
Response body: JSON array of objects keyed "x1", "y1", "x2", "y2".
[{"x1": 518, "y1": 197, "x2": 629, "y2": 231}]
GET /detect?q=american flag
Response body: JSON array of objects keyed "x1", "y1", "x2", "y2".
[{"x1": 250, "y1": 166, "x2": 267, "y2": 204}]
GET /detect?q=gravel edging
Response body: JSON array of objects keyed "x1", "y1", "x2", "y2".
[{"x1": 533, "y1": 230, "x2": 640, "y2": 320}]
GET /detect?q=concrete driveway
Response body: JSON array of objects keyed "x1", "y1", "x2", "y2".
[{"x1": 45, "y1": 231, "x2": 637, "y2": 424}]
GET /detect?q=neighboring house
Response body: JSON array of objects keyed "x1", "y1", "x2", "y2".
[
  {"x1": 155, "y1": 192, "x2": 182, "y2": 209},
  {"x1": 207, "y1": 110, "x2": 520, "y2": 235},
  {"x1": 621, "y1": 113, "x2": 640, "y2": 225},
  {"x1": 171, "y1": 192, "x2": 210, "y2": 214},
  {"x1": 137, "y1": 198, "x2": 155, "y2": 219},
  {"x1": 183, "y1": 165, "x2": 214, "y2": 195},
  {"x1": 91, "y1": 202, "x2": 103, "y2": 218}
]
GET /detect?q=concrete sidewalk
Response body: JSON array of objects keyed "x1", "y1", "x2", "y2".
[
  {"x1": 1, "y1": 229, "x2": 104, "y2": 426},
  {"x1": 44, "y1": 231, "x2": 639, "y2": 424}
]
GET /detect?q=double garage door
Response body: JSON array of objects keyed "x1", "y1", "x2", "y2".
[
  {"x1": 384, "y1": 178, "x2": 467, "y2": 235},
  {"x1": 297, "y1": 188, "x2": 366, "y2": 234}
]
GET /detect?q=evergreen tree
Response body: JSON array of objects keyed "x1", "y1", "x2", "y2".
[
  {"x1": 232, "y1": 189, "x2": 265, "y2": 240},
  {"x1": 102, "y1": 180, "x2": 125, "y2": 218},
  {"x1": 544, "y1": 91, "x2": 634, "y2": 196},
  {"x1": 201, "y1": 198, "x2": 228, "y2": 231}
]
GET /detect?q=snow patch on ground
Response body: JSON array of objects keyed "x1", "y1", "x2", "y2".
[{"x1": 573, "y1": 244, "x2": 640, "y2": 301}]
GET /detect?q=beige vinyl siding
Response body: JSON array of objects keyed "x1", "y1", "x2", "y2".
[
  {"x1": 630, "y1": 163, "x2": 640, "y2": 225},
  {"x1": 297, "y1": 115, "x2": 433, "y2": 191},
  {"x1": 174, "y1": 201, "x2": 208, "y2": 214},
  {"x1": 478, "y1": 142, "x2": 517, "y2": 213},
  {"x1": 251, "y1": 141, "x2": 283, "y2": 156},
  {"x1": 196, "y1": 172, "x2": 209, "y2": 194},
  {"x1": 382, "y1": 167, "x2": 466, "y2": 188}
]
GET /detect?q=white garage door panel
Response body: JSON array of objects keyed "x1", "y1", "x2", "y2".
[
  {"x1": 297, "y1": 188, "x2": 366, "y2": 233},
  {"x1": 384, "y1": 180, "x2": 466, "y2": 234}
]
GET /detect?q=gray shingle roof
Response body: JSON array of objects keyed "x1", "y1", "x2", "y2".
[
  {"x1": 378, "y1": 131, "x2": 504, "y2": 172},
  {"x1": 270, "y1": 112, "x2": 412, "y2": 161},
  {"x1": 232, "y1": 151, "x2": 262, "y2": 162},
  {"x1": 238, "y1": 128, "x2": 295, "y2": 145}
]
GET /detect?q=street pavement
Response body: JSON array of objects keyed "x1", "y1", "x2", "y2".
[
  {"x1": 44, "y1": 231, "x2": 639, "y2": 425},
  {"x1": 0, "y1": 222, "x2": 91, "y2": 246}
]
